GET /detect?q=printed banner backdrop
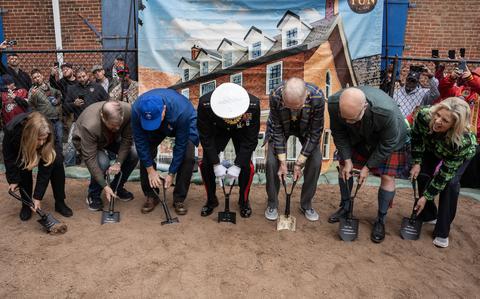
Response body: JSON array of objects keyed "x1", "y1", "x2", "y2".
[
  {"x1": 139, "y1": 0, "x2": 384, "y2": 98},
  {"x1": 138, "y1": 0, "x2": 384, "y2": 169}
]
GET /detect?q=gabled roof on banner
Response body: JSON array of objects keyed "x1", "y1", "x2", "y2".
[
  {"x1": 177, "y1": 57, "x2": 199, "y2": 68},
  {"x1": 172, "y1": 13, "x2": 356, "y2": 88}
]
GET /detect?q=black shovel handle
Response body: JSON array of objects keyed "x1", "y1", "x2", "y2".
[
  {"x1": 8, "y1": 188, "x2": 46, "y2": 218},
  {"x1": 221, "y1": 178, "x2": 235, "y2": 198},
  {"x1": 281, "y1": 175, "x2": 298, "y2": 218},
  {"x1": 105, "y1": 171, "x2": 123, "y2": 213},
  {"x1": 337, "y1": 166, "x2": 362, "y2": 219},
  {"x1": 152, "y1": 177, "x2": 176, "y2": 222},
  {"x1": 410, "y1": 173, "x2": 432, "y2": 220}
]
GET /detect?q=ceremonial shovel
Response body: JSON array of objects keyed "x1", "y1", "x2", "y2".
[{"x1": 9, "y1": 188, "x2": 67, "y2": 234}]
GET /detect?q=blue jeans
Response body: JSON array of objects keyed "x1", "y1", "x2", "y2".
[
  {"x1": 88, "y1": 145, "x2": 139, "y2": 199},
  {"x1": 51, "y1": 119, "x2": 63, "y2": 150}
]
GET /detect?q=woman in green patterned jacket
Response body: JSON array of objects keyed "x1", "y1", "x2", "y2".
[{"x1": 410, "y1": 97, "x2": 476, "y2": 248}]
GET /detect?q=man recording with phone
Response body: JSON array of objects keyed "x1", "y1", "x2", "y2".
[
  {"x1": 0, "y1": 40, "x2": 32, "y2": 90},
  {"x1": 393, "y1": 64, "x2": 440, "y2": 118}
]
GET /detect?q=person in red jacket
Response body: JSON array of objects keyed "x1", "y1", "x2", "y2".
[
  {"x1": 1, "y1": 74, "x2": 29, "y2": 126},
  {"x1": 437, "y1": 66, "x2": 480, "y2": 143}
]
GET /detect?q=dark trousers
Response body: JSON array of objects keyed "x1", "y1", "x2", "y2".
[
  {"x1": 417, "y1": 151, "x2": 471, "y2": 238},
  {"x1": 19, "y1": 153, "x2": 66, "y2": 206},
  {"x1": 88, "y1": 143, "x2": 139, "y2": 198},
  {"x1": 140, "y1": 139, "x2": 195, "y2": 203},
  {"x1": 198, "y1": 135, "x2": 255, "y2": 206},
  {"x1": 265, "y1": 142, "x2": 322, "y2": 210}
]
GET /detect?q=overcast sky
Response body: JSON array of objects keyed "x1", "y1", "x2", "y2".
[{"x1": 139, "y1": 0, "x2": 384, "y2": 75}]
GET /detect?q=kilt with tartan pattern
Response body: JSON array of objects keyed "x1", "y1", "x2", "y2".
[{"x1": 339, "y1": 146, "x2": 407, "y2": 177}]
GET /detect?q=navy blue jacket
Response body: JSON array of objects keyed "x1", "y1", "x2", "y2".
[{"x1": 132, "y1": 88, "x2": 199, "y2": 174}]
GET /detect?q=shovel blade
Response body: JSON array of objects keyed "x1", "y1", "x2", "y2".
[
  {"x1": 38, "y1": 213, "x2": 67, "y2": 234},
  {"x1": 400, "y1": 216, "x2": 422, "y2": 240},
  {"x1": 218, "y1": 211, "x2": 236, "y2": 224},
  {"x1": 338, "y1": 217, "x2": 359, "y2": 241},
  {"x1": 277, "y1": 214, "x2": 296, "y2": 231},
  {"x1": 101, "y1": 211, "x2": 120, "y2": 225},
  {"x1": 161, "y1": 217, "x2": 179, "y2": 225}
]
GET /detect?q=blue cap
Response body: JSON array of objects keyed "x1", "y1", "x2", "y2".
[{"x1": 138, "y1": 96, "x2": 164, "y2": 131}]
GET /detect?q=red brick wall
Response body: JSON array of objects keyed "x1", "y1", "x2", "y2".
[
  {"x1": 1, "y1": 0, "x2": 102, "y2": 50},
  {"x1": 401, "y1": 1, "x2": 480, "y2": 76}
]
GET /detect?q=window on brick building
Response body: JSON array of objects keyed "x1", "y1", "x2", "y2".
[
  {"x1": 183, "y1": 69, "x2": 189, "y2": 82},
  {"x1": 223, "y1": 52, "x2": 233, "y2": 68},
  {"x1": 286, "y1": 28, "x2": 298, "y2": 47},
  {"x1": 251, "y1": 41, "x2": 262, "y2": 59},
  {"x1": 325, "y1": 70, "x2": 331, "y2": 98},
  {"x1": 266, "y1": 61, "x2": 282, "y2": 94},
  {"x1": 200, "y1": 80, "x2": 216, "y2": 96},
  {"x1": 181, "y1": 88, "x2": 189, "y2": 99},
  {"x1": 322, "y1": 129, "x2": 331, "y2": 160},
  {"x1": 200, "y1": 61, "x2": 209, "y2": 75},
  {"x1": 230, "y1": 73, "x2": 242, "y2": 86}
]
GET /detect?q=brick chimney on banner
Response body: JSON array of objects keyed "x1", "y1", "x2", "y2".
[
  {"x1": 325, "y1": 0, "x2": 339, "y2": 19},
  {"x1": 191, "y1": 45, "x2": 201, "y2": 60}
]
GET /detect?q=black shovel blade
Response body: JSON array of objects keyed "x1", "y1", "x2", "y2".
[
  {"x1": 38, "y1": 213, "x2": 67, "y2": 234},
  {"x1": 101, "y1": 210, "x2": 120, "y2": 225},
  {"x1": 218, "y1": 211, "x2": 236, "y2": 224},
  {"x1": 338, "y1": 217, "x2": 359, "y2": 241},
  {"x1": 400, "y1": 216, "x2": 422, "y2": 240},
  {"x1": 161, "y1": 217, "x2": 179, "y2": 225}
]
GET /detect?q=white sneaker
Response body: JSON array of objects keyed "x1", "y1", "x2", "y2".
[
  {"x1": 433, "y1": 237, "x2": 449, "y2": 248},
  {"x1": 300, "y1": 207, "x2": 319, "y2": 221},
  {"x1": 264, "y1": 207, "x2": 278, "y2": 221}
]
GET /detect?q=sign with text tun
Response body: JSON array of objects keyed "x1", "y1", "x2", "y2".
[{"x1": 138, "y1": 0, "x2": 384, "y2": 107}]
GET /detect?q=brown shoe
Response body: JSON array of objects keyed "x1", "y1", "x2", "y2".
[
  {"x1": 141, "y1": 196, "x2": 159, "y2": 214},
  {"x1": 173, "y1": 202, "x2": 188, "y2": 215}
]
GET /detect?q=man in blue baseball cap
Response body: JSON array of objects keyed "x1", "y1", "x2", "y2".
[{"x1": 131, "y1": 88, "x2": 199, "y2": 215}]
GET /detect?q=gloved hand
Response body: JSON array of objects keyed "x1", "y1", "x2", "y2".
[
  {"x1": 226, "y1": 165, "x2": 241, "y2": 181},
  {"x1": 214, "y1": 164, "x2": 228, "y2": 178}
]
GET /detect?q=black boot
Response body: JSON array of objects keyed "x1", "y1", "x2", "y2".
[
  {"x1": 19, "y1": 203, "x2": 32, "y2": 221},
  {"x1": 201, "y1": 197, "x2": 219, "y2": 217},
  {"x1": 371, "y1": 220, "x2": 385, "y2": 243},
  {"x1": 328, "y1": 207, "x2": 349, "y2": 223},
  {"x1": 55, "y1": 201, "x2": 73, "y2": 217},
  {"x1": 329, "y1": 177, "x2": 353, "y2": 223},
  {"x1": 239, "y1": 200, "x2": 252, "y2": 218}
]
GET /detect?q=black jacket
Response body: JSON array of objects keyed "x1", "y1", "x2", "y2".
[
  {"x1": 49, "y1": 75, "x2": 77, "y2": 100},
  {"x1": 197, "y1": 91, "x2": 260, "y2": 168},
  {"x1": 0, "y1": 53, "x2": 32, "y2": 90},
  {"x1": 64, "y1": 81, "x2": 109, "y2": 120},
  {"x1": 2, "y1": 113, "x2": 56, "y2": 200}
]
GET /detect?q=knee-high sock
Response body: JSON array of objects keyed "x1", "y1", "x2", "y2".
[
  {"x1": 377, "y1": 188, "x2": 395, "y2": 224},
  {"x1": 338, "y1": 177, "x2": 354, "y2": 210}
]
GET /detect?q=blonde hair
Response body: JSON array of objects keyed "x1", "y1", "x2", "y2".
[
  {"x1": 19, "y1": 112, "x2": 56, "y2": 170},
  {"x1": 429, "y1": 97, "x2": 471, "y2": 148}
]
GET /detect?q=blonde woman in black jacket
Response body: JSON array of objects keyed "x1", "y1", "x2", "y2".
[{"x1": 3, "y1": 112, "x2": 72, "y2": 221}]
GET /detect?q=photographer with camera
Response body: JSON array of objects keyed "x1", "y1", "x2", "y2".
[
  {"x1": 393, "y1": 65, "x2": 440, "y2": 118},
  {"x1": 0, "y1": 40, "x2": 32, "y2": 91}
]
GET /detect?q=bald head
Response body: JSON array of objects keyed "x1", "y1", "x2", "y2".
[
  {"x1": 101, "y1": 101, "x2": 124, "y2": 131},
  {"x1": 339, "y1": 88, "x2": 367, "y2": 123},
  {"x1": 283, "y1": 77, "x2": 307, "y2": 109}
]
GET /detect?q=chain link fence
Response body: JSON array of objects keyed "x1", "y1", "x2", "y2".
[{"x1": 1, "y1": 49, "x2": 138, "y2": 82}]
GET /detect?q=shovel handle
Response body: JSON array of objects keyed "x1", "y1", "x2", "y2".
[
  {"x1": 281, "y1": 175, "x2": 297, "y2": 196},
  {"x1": 221, "y1": 178, "x2": 235, "y2": 197}
]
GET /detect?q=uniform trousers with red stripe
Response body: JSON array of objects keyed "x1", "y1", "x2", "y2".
[{"x1": 199, "y1": 141, "x2": 255, "y2": 207}]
